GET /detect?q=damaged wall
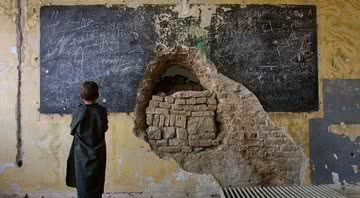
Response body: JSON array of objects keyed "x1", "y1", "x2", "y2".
[
  {"x1": 134, "y1": 47, "x2": 305, "y2": 186},
  {"x1": 310, "y1": 79, "x2": 360, "y2": 185},
  {"x1": 0, "y1": 0, "x2": 359, "y2": 196}
]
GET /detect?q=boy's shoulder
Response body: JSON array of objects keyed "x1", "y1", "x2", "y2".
[
  {"x1": 72, "y1": 103, "x2": 86, "y2": 113},
  {"x1": 95, "y1": 104, "x2": 107, "y2": 113}
]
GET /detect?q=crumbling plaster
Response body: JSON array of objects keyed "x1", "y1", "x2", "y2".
[
  {"x1": 134, "y1": 46, "x2": 306, "y2": 186},
  {"x1": 0, "y1": 0, "x2": 359, "y2": 195}
]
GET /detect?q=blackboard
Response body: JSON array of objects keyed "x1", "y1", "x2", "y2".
[
  {"x1": 40, "y1": 4, "x2": 318, "y2": 113},
  {"x1": 209, "y1": 5, "x2": 318, "y2": 112},
  {"x1": 40, "y1": 5, "x2": 158, "y2": 113}
]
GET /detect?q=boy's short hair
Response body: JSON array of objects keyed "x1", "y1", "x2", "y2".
[{"x1": 80, "y1": 81, "x2": 99, "y2": 101}]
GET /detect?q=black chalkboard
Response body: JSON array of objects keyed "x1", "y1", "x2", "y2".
[
  {"x1": 40, "y1": 5, "x2": 158, "y2": 113},
  {"x1": 40, "y1": 4, "x2": 318, "y2": 113},
  {"x1": 209, "y1": 5, "x2": 318, "y2": 112}
]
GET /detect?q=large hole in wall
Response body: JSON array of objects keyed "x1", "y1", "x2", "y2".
[
  {"x1": 152, "y1": 65, "x2": 204, "y2": 95},
  {"x1": 145, "y1": 64, "x2": 220, "y2": 154},
  {"x1": 134, "y1": 47, "x2": 306, "y2": 186}
]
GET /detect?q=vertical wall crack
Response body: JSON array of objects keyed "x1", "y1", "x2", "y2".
[{"x1": 15, "y1": 0, "x2": 24, "y2": 168}]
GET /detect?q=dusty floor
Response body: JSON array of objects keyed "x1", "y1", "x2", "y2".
[
  {"x1": 2, "y1": 185, "x2": 360, "y2": 198},
  {"x1": 0, "y1": 192, "x2": 222, "y2": 198}
]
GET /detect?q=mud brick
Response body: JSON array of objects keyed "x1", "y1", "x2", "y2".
[
  {"x1": 164, "y1": 115, "x2": 170, "y2": 126},
  {"x1": 149, "y1": 100, "x2": 160, "y2": 107},
  {"x1": 189, "y1": 140, "x2": 201, "y2": 146},
  {"x1": 152, "y1": 95, "x2": 164, "y2": 102},
  {"x1": 159, "y1": 102, "x2": 171, "y2": 109},
  {"x1": 192, "y1": 111, "x2": 215, "y2": 117},
  {"x1": 189, "y1": 134, "x2": 200, "y2": 140},
  {"x1": 176, "y1": 128, "x2": 188, "y2": 140},
  {"x1": 165, "y1": 96, "x2": 175, "y2": 103},
  {"x1": 175, "y1": 98, "x2": 186, "y2": 105},
  {"x1": 146, "y1": 107, "x2": 156, "y2": 114},
  {"x1": 158, "y1": 146, "x2": 181, "y2": 153},
  {"x1": 182, "y1": 147, "x2": 192, "y2": 153},
  {"x1": 147, "y1": 126, "x2": 161, "y2": 140},
  {"x1": 172, "y1": 91, "x2": 187, "y2": 98},
  {"x1": 170, "y1": 110, "x2": 187, "y2": 115},
  {"x1": 169, "y1": 139, "x2": 188, "y2": 146},
  {"x1": 280, "y1": 144, "x2": 299, "y2": 152},
  {"x1": 182, "y1": 105, "x2": 194, "y2": 111},
  {"x1": 268, "y1": 130, "x2": 285, "y2": 138},
  {"x1": 171, "y1": 104, "x2": 183, "y2": 110},
  {"x1": 193, "y1": 105, "x2": 208, "y2": 111},
  {"x1": 186, "y1": 98, "x2": 196, "y2": 105},
  {"x1": 163, "y1": 127, "x2": 176, "y2": 139},
  {"x1": 175, "y1": 115, "x2": 186, "y2": 128},
  {"x1": 169, "y1": 115, "x2": 176, "y2": 126},
  {"x1": 200, "y1": 140, "x2": 212, "y2": 147},
  {"x1": 152, "y1": 114, "x2": 160, "y2": 126},
  {"x1": 159, "y1": 115, "x2": 165, "y2": 127},
  {"x1": 154, "y1": 108, "x2": 169, "y2": 114},
  {"x1": 146, "y1": 114, "x2": 153, "y2": 125},
  {"x1": 201, "y1": 133, "x2": 216, "y2": 139},
  {"x1": 196, "y1": 97, "x2": 207, "y2": 104},
  {"x1": 188, "y1": 117, "x2": 215, "y2": 134},
  {"x1": 156, "y1": 139, "x2": 168, "y2": 147},
  {"x1": 264, "y1": 138, "x2": 287, "y2": 145},
  {"x1": 172, "y1": 91, "x2": 206, "y2": 98}
]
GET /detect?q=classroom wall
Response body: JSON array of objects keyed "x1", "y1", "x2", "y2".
[{"x1": 0, "y1": 0, "x2": 359, "y2": 195}]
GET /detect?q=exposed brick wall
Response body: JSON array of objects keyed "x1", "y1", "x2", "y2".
[
  {"x1": 134, "y1": 46, "x2": 306, "y2": 187},
  {"x1": 145, "y1": 91, "x2": 219, "y2": 153}
]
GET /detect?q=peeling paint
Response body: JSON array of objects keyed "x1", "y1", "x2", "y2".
[
  {"x1": 0, "y1": 162, "x2": 16, "y2": 175},
  {"x1": 333, "y1": 153, "x2": 338, "y2": 160},
  {"x1": 332, "y1": 172, "x2": 341, "y2": 185},
  {"x1": 310, "y1": 79, "x2": 360, "y2": 185},
  {"x1": 329, "y1": 123, "x2": 360, "y2": 142},
  {"x1": 352, "y1": 165, "x2": 359, "y2": 174},
  {"x1": 173, "y1": 0, "x2": 191, "y2": 18}
]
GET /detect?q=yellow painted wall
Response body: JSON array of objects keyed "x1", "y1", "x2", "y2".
[{"x1": 0, "y1": 0, "x2": 359, "y2": 193}]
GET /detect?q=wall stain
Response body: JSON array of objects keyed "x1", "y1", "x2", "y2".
[{"x1": 0, "y1": 0, "x2": 359, "y2": 194}]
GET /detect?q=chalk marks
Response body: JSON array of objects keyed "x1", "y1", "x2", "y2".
[
  {"x1": 40, "y1": 4, "x2": 319, "y2": 113},
  {"x1": 209, "y1": 5, "x2": 318, "y2": 112},
  {"x1": 40, "y1": 6, "x2": 158, "y2": 113}
]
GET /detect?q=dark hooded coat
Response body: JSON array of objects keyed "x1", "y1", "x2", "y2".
[{"x1": 66, "y1": 103, "x2": 108, "y2": 198}]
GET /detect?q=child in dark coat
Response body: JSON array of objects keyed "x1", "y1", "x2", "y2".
[{"x1": 66, "y1": 81, "x2": 108, "y2": 198}]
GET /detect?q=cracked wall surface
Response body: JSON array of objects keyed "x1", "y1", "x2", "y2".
[
  {"x1": 0, "y1": 0, "x2": 359, "y2": 195},
  {"x1": 134, "y1": 46, "x2": 306, "y2": 186}
]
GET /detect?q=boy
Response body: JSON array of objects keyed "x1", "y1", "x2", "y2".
[{"x1": 66, "y1": 81, "x2": 108, "y2": 198}]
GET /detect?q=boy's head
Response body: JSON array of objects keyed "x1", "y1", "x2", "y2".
[{"x1": 80, "y1": 81, "x2": 99, "y2": 102}]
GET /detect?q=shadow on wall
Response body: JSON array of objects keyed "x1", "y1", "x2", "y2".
[
  {"x1": 133, "y1": 46, "x2": 306, "y2": 187},
  {"x1": 310, "y1": 79, "x2": 360, "y2": 185}
]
